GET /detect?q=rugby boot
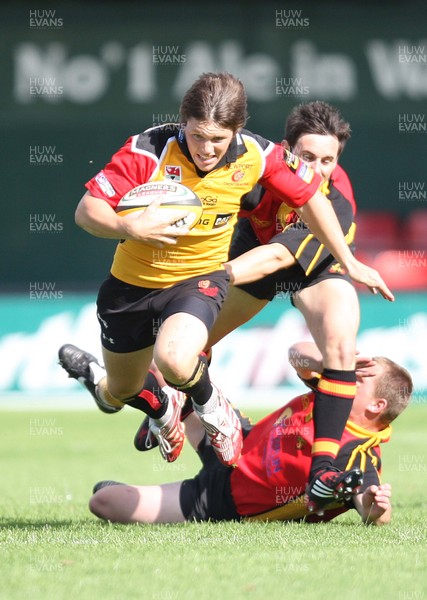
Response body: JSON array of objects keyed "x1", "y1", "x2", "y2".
[
  {"x1": 58, "y1": 343, "x2": 123, "y2": 414},
  {"x1": 306, "y1": 467, "x2": 363, "y2": 515}
]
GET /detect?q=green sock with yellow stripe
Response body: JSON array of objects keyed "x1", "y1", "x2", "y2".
[{"x1": 310, "y1": 368, "x2": 356, "y2": 480}]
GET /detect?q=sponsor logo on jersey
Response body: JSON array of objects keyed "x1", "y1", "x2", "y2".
[
  {"x1": 95, "y1": 171, "x2": 116, "y2": 198},
  {"x1": 284, "y1": 149, "x2": 299, "y2": 172},
  {"x1": 201, "y1": 195, "x2": 218, "y2": 207},
  {"x1": 296, "y1": 162, "x2": 315, "y2": 184},
  {"x1": 213, "y1": 213, "x2": 232, "y2": 228},
  {"x1": 250, "y1": 215, "x2": 273, "y2": 228},
  {"x1": 195, "y1": 213, "x2": 233, "y2": 231},
  {"x1": 296, "y1": 436, "x2": 306, "y2": 449},
  {"x1": 228, "y1": 163, "x2": 253, "y2": 170},
  {"x1": 165, "y1": 165, "x2": 182, "y2": 181}
]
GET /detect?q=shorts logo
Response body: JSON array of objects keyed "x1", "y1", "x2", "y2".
[
  {"x1": 198, "y1": 280, "x2": 219, "y2": 297},
  {"x1": 329, "y1": 263, "x2": 347, "y2": 275},
  {"x1": 95, "y1": 171, "x2": 116, "y2": 198},
  {"x1": 165, "y1": 165, "x2": 182, "y2": 181},
  {"x1": 101, "y1": 332, "x2": 115, "y2": 345},
  {"x1": 231, "y1": 170, "x2": 245, "y2": 182}
]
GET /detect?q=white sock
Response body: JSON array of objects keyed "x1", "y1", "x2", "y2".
[
  {"x1": 90, "y1": 361, "x2": 106, "y2": 385},
  {"x1": 193, "y1": 387, "x2": 218, "y2": 415},
  {"x1": 153, "y1": 395, "x2": 173, "y2": 427}
]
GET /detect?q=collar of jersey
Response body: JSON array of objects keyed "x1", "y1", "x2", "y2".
[
  {"x1": 319, "y1": 179, "x2": 330, "y2": 196},
  {"x1": 346, "y1": 419, "x2": 392, "y2": 443}
]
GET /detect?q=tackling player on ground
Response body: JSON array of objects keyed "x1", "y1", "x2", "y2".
[{"x1": 88, "y1": 341, "x2": 412, "y2": 525}]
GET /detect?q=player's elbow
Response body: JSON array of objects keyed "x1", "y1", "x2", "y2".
[
  {"x1": 268, "y1": 243, "x2": 295, "y2": 270},
  {"x1": 75, "y1": 200, "x2": 89, "y2": 231}
]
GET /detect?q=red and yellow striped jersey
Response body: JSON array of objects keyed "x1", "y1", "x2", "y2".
[{"x1": 230, "y1": 392, "x2": 391, "y2": 521}]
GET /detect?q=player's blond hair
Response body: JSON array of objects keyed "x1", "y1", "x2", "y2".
[
  {"x1": 373, "y1": 357, "x2": 413, "y2": 424},
  {"x1": 180, "y1": 72, "x2": 247, "y2": 133}
]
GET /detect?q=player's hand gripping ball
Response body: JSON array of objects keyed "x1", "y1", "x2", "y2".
[{"x1": 116, "y1": 181, "x2": 203, "y2": 230}]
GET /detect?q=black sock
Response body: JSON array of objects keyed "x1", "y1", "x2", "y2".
[
  {"x1": 310, "y1": 368, "x2": 356, "y2": 480},
  {"x1": 126, "y1": 370, "x2": 169, "y2": 419},
  {"x1": 166, "y1": 355, "x2": 213, "y2": 406}
]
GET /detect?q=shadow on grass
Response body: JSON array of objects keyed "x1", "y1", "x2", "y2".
[{"x1": 0, "y1": 518, "x2": 95, "y2": 530}]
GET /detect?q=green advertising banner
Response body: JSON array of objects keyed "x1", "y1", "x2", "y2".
[
  {"x1": 0, "y1": 293, "x2": 425, "y2": 410},
  {"x1": 1, "y1": 1, "x2": 427, "y2": 288}
]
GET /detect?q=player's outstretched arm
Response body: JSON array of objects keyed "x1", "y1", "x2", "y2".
[
  {"x1": 296, "y1": 191, "x2": 394, "y2": 301},
  {"x1": 75, "y1": 192, "x2": 189, "y2": 245},
  {"x1": 223, "y1": 243, "x2": 295, "y2": 285},
  {"x1": 353, "y1": 483, "x2": 392, "y2": 525}
]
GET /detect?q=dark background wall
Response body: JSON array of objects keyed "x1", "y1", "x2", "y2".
[{"x1": 1, "y1": 0, "x2": 426, "y2": 290}]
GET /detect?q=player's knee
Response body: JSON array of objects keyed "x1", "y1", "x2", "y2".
[{"x1": 154, "y1": 350, "x2": 197, "y2": 385}]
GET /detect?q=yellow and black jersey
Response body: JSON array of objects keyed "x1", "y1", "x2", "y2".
[
  {"x1": 85, "y1": 125, "x2": 321, "y2": 288},
  {"x1": 238, "y1": 163, "x2": 357, "y2": 277}
]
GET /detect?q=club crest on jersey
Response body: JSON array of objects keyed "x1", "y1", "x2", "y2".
[
  {"x1": 231, "y1": 170, "x2": 245, "y2": 182},
  {"x1": 165, "y1": 165, "x2": 182, "y2": 182}
]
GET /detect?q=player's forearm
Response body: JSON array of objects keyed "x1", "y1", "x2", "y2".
[
  {"x1": 296, "y1": 191, "x2": 357, "y2": 271},
  {"x1": 223, "y1": 243, "x2": 295, "y2": 285},
  {"x1": 75, "y1": 193, "x2": 131, "y2": 239}
]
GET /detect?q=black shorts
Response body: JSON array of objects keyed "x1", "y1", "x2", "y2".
[
  {"x1": 180, "y1": 410, "x2": 253, "y2": 522},
  {"x1": 96, "y1": 271, "x2": 229, "y2": 352},
  {"x1": 230, "y1": 198, "x2": 353, "y2": 303}
]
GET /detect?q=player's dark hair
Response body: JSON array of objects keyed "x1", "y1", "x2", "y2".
[
  {"x1": 180, "y1": 72, "x2": 248, "y2": 132},
  {"x1": 373, "y1": 357, "x2": 413, "y2": 424},
  {"x1": 285, "y1": 101, "x2": 351, "y2": 155}
]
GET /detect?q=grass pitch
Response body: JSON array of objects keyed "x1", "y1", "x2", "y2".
[{"x1": 0, "y1": 403, "x2": 426, "y2": 600}]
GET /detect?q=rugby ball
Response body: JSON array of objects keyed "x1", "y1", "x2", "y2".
[{"x1": 116, "y1": 181, "x2": 203, "y2": 230}]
